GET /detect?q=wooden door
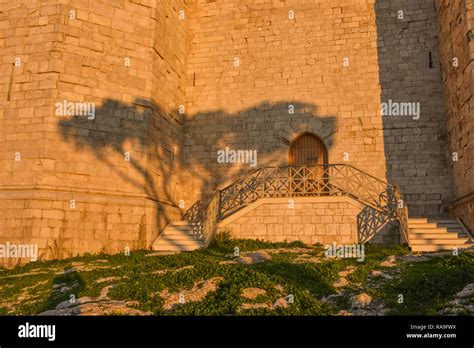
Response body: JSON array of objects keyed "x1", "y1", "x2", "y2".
[
  {"x1": 289, "y1": 133, "x2": 327, "y2": 166},
  {"x1": 288, "y1": 133, "x2": 328, "y2": 194}
]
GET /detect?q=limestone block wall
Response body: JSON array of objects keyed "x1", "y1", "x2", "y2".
[
  {"x1": 375, "y1": 0, "x2": 452, "y2": 218},
  {"x1": 435, "y1": 0, "x2": 474, "y2": 230},
  {"x1": 182, "y1": 0, "x2": 453, "y2": 220},
  {"x1": 218, "y1": 197, "x2": 363, "y2": 245},
  {"x1": 0, "y1": 0, "x2": 189, "y2": 264},
  {"x1": 0, "y1": 1, "x2": 66, "y2": 265},
  {"x1": 0, "y1": 0, "x2": 470, "y2": 264},
  {"x1": 182, "y1": 0, "x2": 388, "y2": 205}
]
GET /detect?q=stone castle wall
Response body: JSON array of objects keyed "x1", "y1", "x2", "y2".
[
  {"x1": 182, "y1": 0, "x2": 388, "y2": 205},
  {"x1": 181, "y1": 0, "x2": 453, "y2": 219},
  {"x1": 0, "y1": 0, "x2": 189, "y2": 264},
  {"x1": 219, "y1": 197, "x2": 362, "y2": 245},
  {"x1": 0, "y1": 0, "x2": 471, "y2": 264},
  {"x1": 435, "y1": 0, "x2": 474, "y2": 230},
  {"x1": 376, "y1": 0, "x2": 452, "y2": 218}
]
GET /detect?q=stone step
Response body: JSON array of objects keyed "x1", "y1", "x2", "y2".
[
  {"x1": 160, "y1": 232, "x2": 202, "y2": 241},
  {"x1": 409, "y1": 238, "x2": 469, "y2": 245},
  {"x1": 408, "y1": 218, "x2": 431, "y2": 223},
  {"x1": 411, "y1": 244, "x2": 472, "y2": 252},
  {"x1": 408, "y1": 218, "x2": 458, "y2": 225},
  {"x1": 408, "y1": 222, "x2": 439, "y2": 229},
  {"x1": 435, "y1": 221, "x2": 461, "y2": 225},
  {"x1": 152, "y1": 243, "x2": 203, "y2": 252},
  {"x1": 429, "y1": 219, "x2": 459, "y2": 224},
  {"x1": 409, "y1": 228, "x2": 449, "y2": 234},
  {"x1": 170, "y1": 220, "x2": 190, "y2": 227},
  {"x1": 152, "y1": 238, "x2": 204, "y2": 250},
  {"x1": 162, "y1": 227, "x2": 194, "y2": 234},
  {"x1": 157, "y1": 237, "x2": 203, "y2": 245},
  {"x1": 446, "y1": 227, "x2": 464, "y2": 233},
  {"x1": 409, "y1": 232, "x2": 462, "y2": 240}
]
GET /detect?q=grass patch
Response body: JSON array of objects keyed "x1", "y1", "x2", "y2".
[
  {"x1": 0, "y1": 240, "x2": 471, "y2": 316},
  {"x1": 382, "y1": 252, "x2": 474, "y2": 315}
]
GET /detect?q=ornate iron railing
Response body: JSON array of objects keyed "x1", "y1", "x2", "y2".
[
  {"x1": 219, "y1": 164, "x2": 395, "y2": 219},
  {"x1": 182, "y1": 164, "x2": 409, "y2": 246},
  {"x1": 182, "y1": 200, "x2": 204, "y2": 240},
  {"x1": 357, "y1": 206, "x2": 392, "y2": 243}
]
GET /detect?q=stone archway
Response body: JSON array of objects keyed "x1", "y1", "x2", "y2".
[{"x1": 288, "y1": 133, "x2": 328, "y2": 166}]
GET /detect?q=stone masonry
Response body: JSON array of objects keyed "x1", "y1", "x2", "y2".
[
  {"x1": 0, "y1": 0, "x2": 472, "y2": 264},
  {"x1": 435, "y1": 0, "x2": 474, "y2": 229},
  {"x1": 219, "y1": 197, "x2": 362, "y2": 245}
]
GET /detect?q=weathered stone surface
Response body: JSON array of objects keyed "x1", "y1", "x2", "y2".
[
  {"x1": 158, "y1": 277, "x2": 223, "y2": 311},
  {"x1": 0, "y1": 0, "x2": 472, "y2": 265},
  {"x1": 39, "y1": 284, "x2": 152, "y2": 316},
  {"x1": 241, "y1": 288, "x2": 267, "y2": 300},
  {"x1": 220, "y1": 197, "x2": 361, "y2": 245}
]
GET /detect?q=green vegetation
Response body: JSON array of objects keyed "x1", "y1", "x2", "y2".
[
  {"x1": 381, "y1": 252, "x2": 474, "y2": 315},
  {"x1": 0, "y1": 239, "x2": 472, "y2": 316}
]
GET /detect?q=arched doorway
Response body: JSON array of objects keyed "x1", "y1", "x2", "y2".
[
  {"x1": 288, "y1": 133, "x2": 328, "y2": 194},
  {"x1": 289, "y1": 133, "x2": 328, "y2": 166}
]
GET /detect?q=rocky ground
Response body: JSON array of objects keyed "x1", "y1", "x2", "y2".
[{"x1": 0, "y1": 239, "x2": 472, "y2": 316}]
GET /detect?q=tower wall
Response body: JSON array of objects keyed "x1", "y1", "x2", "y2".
[
  {"x1": 435, "y1": 0, "x2": 474, "y2": 230},
  {"x1": 0, "y1": 0, "x2": 470, "y2": 264},
  {"x1": 182, "y1": 0, "x2": 453, "y2": 219},
  {"x1": 0, "y1": 0, "x2": 189, "y2": 265}
]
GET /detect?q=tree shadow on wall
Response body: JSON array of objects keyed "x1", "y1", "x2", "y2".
[{"x1": 58, "y1": 99, "x2": 336, "y2": 247}]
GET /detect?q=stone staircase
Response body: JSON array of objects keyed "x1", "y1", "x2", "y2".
[
  {"x1": 151, "y1": 221, "x2": 204, "y2": 252},
  {"x1": 149, "y1": 164, "x2": 473, "y2": 254},
  {"x1": 409, "y1": 218, "x2": 473, "y2": 252},
  {"x1": 151, "y1": 217, "x2": 473, "y2": 253}
]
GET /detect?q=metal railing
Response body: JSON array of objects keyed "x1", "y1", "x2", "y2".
[
  {"x1": 181, "y1": 164, "x2": 409, "y2": 245},
  {"x1": 182, "y1": 199, "x2": 204, "y2": 240}
]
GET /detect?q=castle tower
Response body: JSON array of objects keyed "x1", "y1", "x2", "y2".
[{"x1": 0, "y1": 0, "x2": 472, "y2": 264}]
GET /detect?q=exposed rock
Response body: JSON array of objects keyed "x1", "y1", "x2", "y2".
[
  {"x1": 333, "y1": 266, "x2": 356, "y2": 289},
  {"x1": 456, "y1": 283, "x2": 474, "y2": 299},
  {"x1": 397, "y1": 255, "x2": 429, "y2": 263},
  {"x1": 152, "y1": 265, "x2": 194, "y2": 275},
  {"x1": 351, "y1": 293, "x2": 372, "y2": 309},
  {"x1": 333, "y1": 277, "x2": 349, "y2": 288},
  {"x1": 370, "y1": 270, "x2": 394, "y2": 280},
  {"x1": 263, "y1": 248, "x2": 316, "y2": 254},
  {"x1": 338, "y1": 266, "x2": 356, "y2": 278},
  {"x1": 240, "y1": 302, "x2": 272, "y2": 310},
  {"x1": 438, "y1": 283, "x2": 474, "y2": 315},
  {"x1": 95, "y1": 276, "x2": 122, "y2": 284},
  {"x1": 222, "y1": 251, "x2": 272, "y2": 265},
  {"x1": 240, "y1": 297, "x2": 290, "y2": 311},
  {"x1": 146, "y1": 251, "x2": 179, "y2": 257},
  {"x1": 380, "y1": 255, "x2": 397, "y2": 267},
  {"x1": 293, "y1": 254, "x2": 321, "y2": 264},
  {"x1": 273, "y1": 297, "x2": 289, "y2": 308},
  {"x1": 39, "y1": 284, "x2": 151, "y2": 316},
  {"x1": 241, "y1": 288, "x2": 266, "y2": 299},
  {"x1": 158, "y1": 277, "x2": 223, "y2": 310},
  {"x1": 274, "y1": 284, "x2": 285, "y2": 292},
  {"x1": 59, "y1": 264, "x2": 122, "y2": 275}
]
